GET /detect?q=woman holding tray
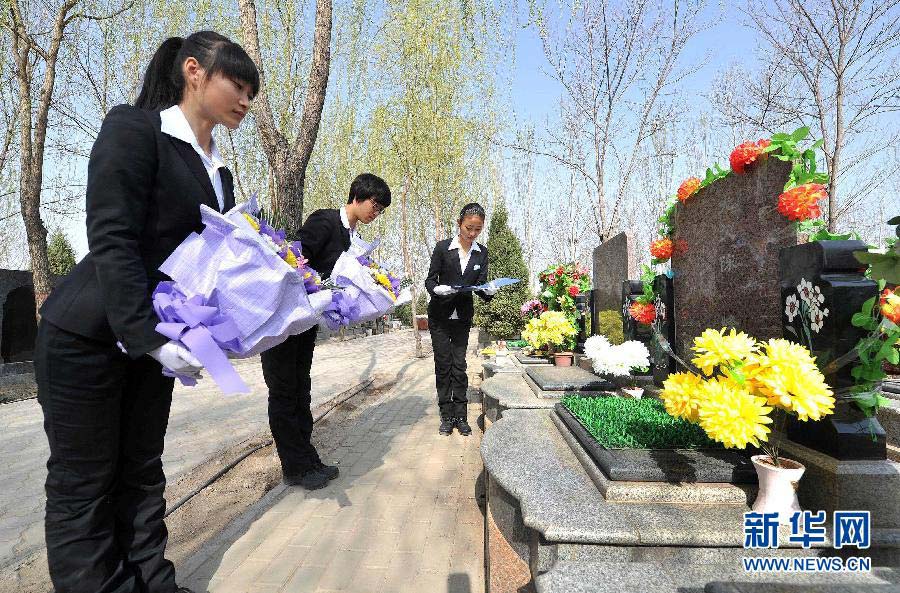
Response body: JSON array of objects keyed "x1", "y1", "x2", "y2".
[
  {"x1": 35, "y1": 32, "x2": 258, "y2": 593},
  {"x1": 425, "y1": 202, "x2": 498, "y2": 436}
]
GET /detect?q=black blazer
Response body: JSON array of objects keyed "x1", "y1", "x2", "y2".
[
  {"x1": 40, "y1": 104, "x2": 236, "y2": 359},
  {"x1": 297, "y1": 208, "x2": 352, "y2": 280},
  {"x1": 425, "y1": 238, "x2": 492, "y2": 323}
]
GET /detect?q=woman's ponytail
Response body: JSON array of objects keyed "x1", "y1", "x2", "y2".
[{"x1": 135, "y1": 37, "x2": 185, "y2": 110}]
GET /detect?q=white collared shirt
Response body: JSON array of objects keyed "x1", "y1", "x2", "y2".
[
  {"x1": 340, "y1": 205, "x2": 361, "y2": 242},
  {"x1": 160, "y1": 105, "x2": 226, "y2": 211},
  {"x1": 448, "y1": 236, "x2": 481, "y2": 320}
]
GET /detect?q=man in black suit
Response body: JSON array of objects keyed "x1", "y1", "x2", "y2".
[{"x1": 262, "y1": 173, "x2": 391, "y2": 490}]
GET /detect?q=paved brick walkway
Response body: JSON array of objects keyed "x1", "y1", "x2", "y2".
[
  {"x1": 0, "y1": 330, "x2": 421, "y2": 573},
  {"x1": 181, "y1": 353, "x2": 485, "y2": 593}
]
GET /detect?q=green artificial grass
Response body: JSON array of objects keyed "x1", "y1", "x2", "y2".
[{"x1": 562, "y1": 394, "x2": 722, "y2": 450}]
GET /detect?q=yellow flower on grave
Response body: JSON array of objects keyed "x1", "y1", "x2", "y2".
[
  {"x1": 691, "y1": 327, "x2": 757, "y2": 376},
  {"x1": 660, "y1": 372, "x2": 705, "y2": 422},
  {"x1": 284, "y1": 249, "x2": 298, "y2": 268},
  {"x1": 697, "y1": 376, "x2": 773, "y2": 449},
  {"x1": 745, "y1": 339, "x2": 834, "y2": 421}
]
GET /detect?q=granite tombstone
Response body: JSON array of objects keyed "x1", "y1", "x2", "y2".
[{"x1": 671, "y1": 157, "x2": 797, "y2": 360}]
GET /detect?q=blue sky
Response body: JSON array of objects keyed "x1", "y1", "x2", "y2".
[
  {"x1": 506, "y1": 1, "x2": 759, "y2": 130},
  {"x1": 54, "y1": 1, "x2": 763, "y2": 264}
]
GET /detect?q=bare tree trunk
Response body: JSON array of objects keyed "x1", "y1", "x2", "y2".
[
  {"x1": 238, "y1": 0, "x2": 332, "y2": 236},
  {"x1": 8, "y1": 0, "x2": 78, "y2": 313},
  {"x1": 400, "y1": 177, "x2": 424, "y2": 358}
]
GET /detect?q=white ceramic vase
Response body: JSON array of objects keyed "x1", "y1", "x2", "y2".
[
  {"x1": 751, "y1": 454, "x2": 805, "y2": 524},
  {"x1": 621, "y1": 387, "x2": 644, "y2": 399}
]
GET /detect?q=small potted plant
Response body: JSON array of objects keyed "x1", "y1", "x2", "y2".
[
  {"x1": 522, "y1": 310, "x2": 577, "y2": 366},
  {"x1": 659, "y1": 327, "x2": 835, "y2": 524},
  {"x1": 583, "y1": 336, "x2": 650, "y2": 396}
]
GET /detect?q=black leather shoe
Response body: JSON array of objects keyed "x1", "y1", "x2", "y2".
[
  {"x1": 315, "y1": 461, "x2": 339, "y2": 480},
  {"x1": 284, "y1": 468, "x2": 330, "y2": 490},
  {"x1": 439, "y1": 417, "x2": 455, "y2": 435},
  {"x1": 455, "y1": 417, "x2": 472, "y2": 436}
]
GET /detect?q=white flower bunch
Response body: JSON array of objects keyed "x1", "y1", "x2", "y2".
[{"x1": 584, "y1": 335, "x2": 650, "y2": 377}]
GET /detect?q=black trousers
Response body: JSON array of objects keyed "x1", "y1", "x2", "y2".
[
  {"x1": 260, "y1": 326, "x2": 321, "y2": 476},
  {"x1": 429, "y1": 318, "x2": 471, "y2": 419},
  {"x1": 35, "y1": 321, "x2": 176, "y2": 593}
]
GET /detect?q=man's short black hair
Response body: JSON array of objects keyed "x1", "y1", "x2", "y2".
[{"x1": 347, "y1": 173, "x2": 391, "y2": 207}]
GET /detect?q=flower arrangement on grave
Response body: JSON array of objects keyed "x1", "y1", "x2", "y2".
[
  {"x1": 537, "y1": 262, "x2": 590, "y2": 349},
  {"x1": 844, "y1": 215, "x2": 900, "y2": 415},
  {"x1": 521, "y1": 310, "x2": 578, "y2": 355},
  {"x1": 660, "y1": 327, "x2": 834, "y2": 463},
  {"x1": 677, "y1": 177, "x2": 701, "y2": 203},
  {"x1": 520, "y1": 298, "x2": 546, "y2": 321},
  {"x1": 626, "y1": 264, "x2": 657, "y2": 326},
  {"x1": 729, "y1": 139, "x2": 771, "y2": 174},
  {"x1": 584, "y1": 335, "x2": 649, "y2": 377}
]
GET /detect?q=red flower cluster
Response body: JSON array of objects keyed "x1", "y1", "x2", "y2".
[
  {"x1": 567, "y1": 285, "x2": 580, "y2": 297},
  {"x1": 650, "y1": 238, "x2": 674, "y2": 261},
  {"x1": 677, "y1": 177, "x2": 701, "y2": 203},
  {"x1": 729, "y1": 139, "x2": 771, "y2": 175},
  {"x1": 881, "y1": 287, "x2": 900, "y2": 325},
  {"x1": 629, "y1": 301, "x2": 656, "y2": 325},
  {"x1": 777, "y1": 183, "x2": 826, "y2": 221}
]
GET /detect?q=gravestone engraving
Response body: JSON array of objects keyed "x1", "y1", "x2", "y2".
[
  {"x1": 779, "y1": 240, "x2": 885, "y2": 460},
  {"x1": 672, "y1": 156, "x2": 797, "y2": 359},
  {"x1": 651, "y1": 274, "x2": 676, "y2": 386},
  {"x1": 621, "y1": 280, "x2": 652, "y2": 356},
  {"x1": 593, "y1": 232, "x2": 634, "y2": 322}
]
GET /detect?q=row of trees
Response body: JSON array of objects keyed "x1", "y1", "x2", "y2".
[{"x1": 1, "y1": 0, "x2": 897, "y2": 323}]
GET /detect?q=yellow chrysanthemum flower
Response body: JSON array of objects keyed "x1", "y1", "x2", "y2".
[
  {"x1": 284, "y1": 250, "x2": 298, "y2": 268},
  {"x1": 746, "y1": 339, "x2": 834, "y2": 421},
  {"x1": 691, "y1": 327, "x2": 757, "y2": 376},
  {"x1": 697, "y1": 377, "x2": 773, "y2": 449},
  {"x1": 242, "y1": 212, "x2": 260, "y2": 231},
  {"x1": 521, "y1": 311, "x2": 576, "y2": 350},
  {"x1": 660, "y1": 372, "x2": 705, "y2": 422}
]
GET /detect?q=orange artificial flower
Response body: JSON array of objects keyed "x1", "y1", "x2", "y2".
[
  {"x1": 881, "y1": 287, "x2": 900, "y2": 324},
  {"x1": 650, "y1": 238, "x2": 674, "y2": 261},
  {"x1": 730, "y1": 139, "x2": 771, "y2": 175},
  {"x1": 677, "y1": 177, "x2": 701, "y2": 203},
  {"x1": 777, "y1": 183, "x2": 826, "y2": 221},
  {"x1": 629, "y1": 301, "x2": 656, "y2": 325}
]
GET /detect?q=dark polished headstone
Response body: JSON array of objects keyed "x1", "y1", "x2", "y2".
[
  {"x1": 779, "y1": 240, "x2": 885, "y2": 460},
  {"x1": 672, "y1": 156, "x2": 796, "y2": 359},
  {"x1": 526, "y1": 366, "x2": 614, "y2": 392},
  {"x1": 621, "y1": 280, "x2": 653, "y2": 357},
  {"x1": 651, "y1": 274, "x2": 676, "y2": 386}
]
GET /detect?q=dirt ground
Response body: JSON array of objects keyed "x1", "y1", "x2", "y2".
[{"x1": 1, "y1": 375, "x2": 398, "y2": 593}]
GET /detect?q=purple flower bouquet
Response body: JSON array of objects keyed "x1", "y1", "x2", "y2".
[{"x1": 153, "y1": 204, "x2": 334, "y2": 394}]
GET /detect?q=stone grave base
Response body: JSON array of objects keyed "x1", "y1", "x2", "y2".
[
  {"x1": 481, "y1": 372, "x2": 558, "y2": 425},
  {"x1": 553, "y1": 404, "x2": 756, "y2": 494},
  {"x1": 774, "y1": 435, "x2": 900, "y2": 530},
  {"x1": 482, "y1": 408, "x2": 900, "y2": 593},
  {"x1": 515, "y1": 353, "x2": 551, "y2": 365},
  {"x1": 524, "y1": 365, "x2": 615, "y2": 399}
]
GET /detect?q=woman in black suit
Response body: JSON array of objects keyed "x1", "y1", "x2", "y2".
[
  {"x1": 35, "y1": 32, "x2": 258, "y2": 593},
  {"x1": 425, "y1": 203, "x2": 497, "y2": 436}
]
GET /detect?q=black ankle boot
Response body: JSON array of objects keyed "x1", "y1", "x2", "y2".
[
  {"x1": 455, "y1": 417, "x2": 472, "y2": 436},
  {"x1": 439, "y1": 417, "x2": 455, "y2": 435}
]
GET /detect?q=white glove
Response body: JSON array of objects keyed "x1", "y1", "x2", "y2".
[
  {"x1": 149, "y1": 342, "x2": 203, "y2": 377},
  {"x1": 434, "y1": 285, "x2": 457, "y2": 296}
]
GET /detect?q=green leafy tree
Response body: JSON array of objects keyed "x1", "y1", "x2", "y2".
[
  {"x1": 475, "y1": 204, "x2": 530, "y2": 339},
  {"x1": 47, "y1": 229, "x2": 76, "y2": 276}
]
